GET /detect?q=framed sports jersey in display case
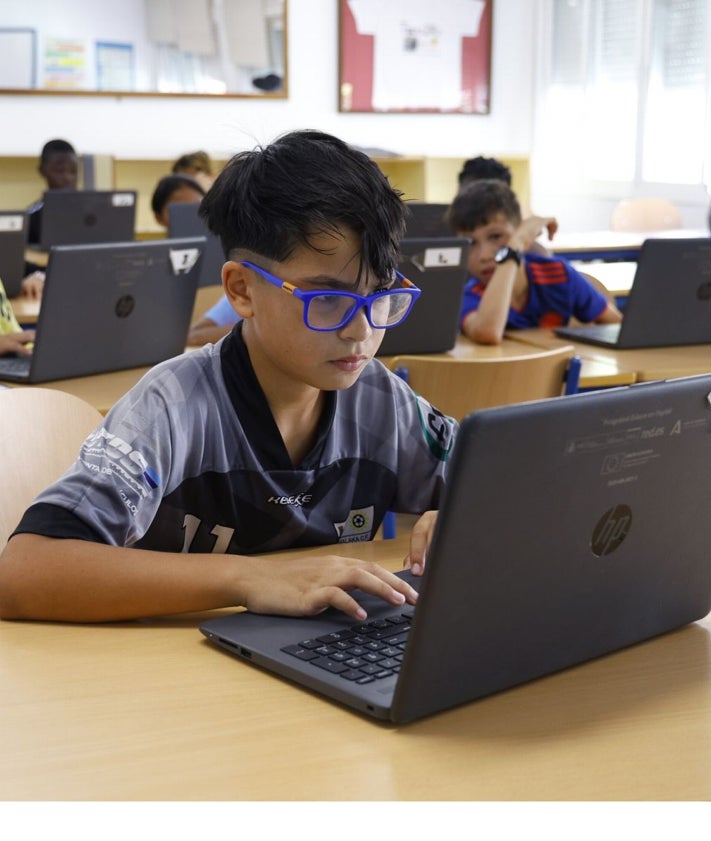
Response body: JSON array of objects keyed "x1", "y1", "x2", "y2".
[{"x1": 338, "y1": 0, "x2": 493, "y2": 114}]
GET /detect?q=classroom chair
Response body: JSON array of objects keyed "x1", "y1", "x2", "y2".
[
  {"x1": 0, "y1": 388, "x2": 103, "y2": 547},
  {"x1": 609, "y1": 198, "x2": 682, "y2": 232},
  {"x1": 380, "y1": 347, "x2": 582, "y2": 537}
]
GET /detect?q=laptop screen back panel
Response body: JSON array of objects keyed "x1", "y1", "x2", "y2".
[
  {"x1": 0, "y1": 212, "x2": 28, "y2": 298},
  {"x1": 376, "y1": 237, "x2": 469, "y2": 357},
  {"x1": 392, "y1": 377, "x2": 711, "y2": 722},
  {"x1": 28, "y1": 239, "x2": 203, "y2": 382},
  {"x1": 614, "y1": 238, "x2": 711, "y2": 348},
  {"x1": 168, "y1": 202, "x2": 225, "y2": 288},
  {"x1": 39, "y1": 190, "x2": 137, "y2": 248}
]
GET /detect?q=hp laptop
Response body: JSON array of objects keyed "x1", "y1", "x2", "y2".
[
  {"x1": 35, "y1": 189, "x2": 137, "y2": 249},
  {"x1": 0, "y1": 211, "x2": 27, "y2": 298},
  {"x1": 201, "y1": 373, "x2": 711, "y2": 723},
  {"x1": 554, "y1": 237, "x2": 711, "y2": 348},
  {"x1": 0, "y1": 238, "x2": 204, "y2": 384},
  {"x1": 376, "y1": 237, "x2": 469, "y2": 357},
  {"x1": 404, "y1": 202, "x2": 452, "y2": 239},
  {"x1": 168, "y1": 201, "x2": 224, "y2": 287}
]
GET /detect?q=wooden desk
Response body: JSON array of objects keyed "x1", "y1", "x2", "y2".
[
  {"x1": 1, "y1": 533, "x2": 710, "y2": 800},
  {"x1": 571, "y1": 260, "x2": 637, "y2": 298},
  {"x1": 24, "y1": 247, "x2": 49, "y2": 269},
  {"x1": 0, "y1": 365, "x2": 154, "y2": 415},
  {"x1": 509, "y1": 328, "x2": 711, "y2": 385},
  {"x1": 9, "y1": 295, "x2": 40, "y2": 325},
  {"x1": 551, "y1": 228, "x2": 709, "y2": 262}
]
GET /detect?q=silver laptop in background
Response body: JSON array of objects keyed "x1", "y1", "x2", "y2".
[
  {"x1": 376, "y1": 237, "x2": 469, "y2": 357},
  {"x1": 554, "y1": 237, "x2": 711, "y2": 348},
  {"x1": 167, "y1": 201, "x2": 224, "y2": 288},
  {"x1": 0, "y1": 211, "x2": 28, "y2": 298},
  {"x1": 36, "y1": 189, "x2": 137, "y2": 249},
  {"x1": 200, "y1": 373, "x2": 711, "y2": 723},
  {"x1": 0, "y1": 238, "x2": 205, "y2": 384}
]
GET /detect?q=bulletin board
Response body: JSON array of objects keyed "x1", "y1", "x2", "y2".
[{"x1": 338, "y1": 0, "x2": 493, "y2": 114}]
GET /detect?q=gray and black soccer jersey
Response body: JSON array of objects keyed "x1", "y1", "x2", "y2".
[{"x1": 14, "y1": 325, "x2": 458, "y2": 554}]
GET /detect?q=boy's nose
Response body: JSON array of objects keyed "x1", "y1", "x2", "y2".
[{"x1": 338, "y1": 305, "x2": 373, "y2": 342}]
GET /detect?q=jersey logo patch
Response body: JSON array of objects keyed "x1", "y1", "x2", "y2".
[{"x1": 334, "y1": 506, "x2": 374, "y2": 543}]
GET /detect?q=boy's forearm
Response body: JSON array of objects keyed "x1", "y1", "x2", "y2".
[
  {"x1": 0, "y1": 533, "x2": 246, "y2": 622},
  {"x1": 464, "y1": 267, "x2": 517, "y2": 344}
]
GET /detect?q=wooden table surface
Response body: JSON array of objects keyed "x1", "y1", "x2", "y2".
[{"x1": 1, "y1": 535, "x2": 710, "y2": 801}]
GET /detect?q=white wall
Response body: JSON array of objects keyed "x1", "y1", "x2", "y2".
[{"x1": 0, "y1": 0, "x2": 535, "y2": 159}]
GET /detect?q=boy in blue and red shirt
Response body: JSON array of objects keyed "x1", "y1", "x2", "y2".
[{"x1": 448, "y1": 180, "x2": 622, "y2": 345}]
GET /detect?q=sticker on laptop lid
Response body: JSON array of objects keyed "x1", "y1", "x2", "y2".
[
  {"x1": 111, "y1": 193, "x2": 135, "y2": 207},
  {"x1": 410, "y1": 246, "x2": 463, "y2": 272},
  {"x1": 169, "y1": 247, "x2": 201, "y2": 275},
  {"x1": 0, "y1": 215, "x2": 24, "y2": 232}
]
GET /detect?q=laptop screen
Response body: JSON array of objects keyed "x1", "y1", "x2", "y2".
[
  {"x1": 0, "y1": 212, "x2": 27, "y2": 298},
  {"x1": 167, "y1": 202, "x2": 224, "y2": 287},
  {"x1": 37, "y1": 190, "x2": 137, "y2": 249}
]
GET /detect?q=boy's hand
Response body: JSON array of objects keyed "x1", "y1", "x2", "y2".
[
  {"x1": 239, "y1": 555, "x2": 418, "y2": 621},
  {"x1": 20, "y1": 271, "x2": 45, "y2": 299},
  {"x1": 509, "y1": 215, "x2": 559, "y2": 251},
  {"x1": 0, "y1": 330, "x2": 35, "y2": 357},
  {"x1": 403, "y1": 510, "x2": 438, "y2": 576}
]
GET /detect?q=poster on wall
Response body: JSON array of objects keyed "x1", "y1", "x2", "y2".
[
  {"x1": 96, "y1": 41, "x2": 135, "y2": 91},
  {"x1": 43, "y1": 37, "x2": 88, "y2": 89},
  {"x1": 338, "y1": 0, "x2": 493, "y2": 114}
]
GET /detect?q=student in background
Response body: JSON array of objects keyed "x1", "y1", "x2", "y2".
[
  {"x1": 457, "y1": 154, "x2": 550, "y2": 257},
  {"x1": 26, "y1": 139, "x2": 79, "y2": 246},
  {"x1": 0, "y1": 278, "x2": 34, "y2": 356},
  {"x1": 457, "y1": 155, "x2": 513, "y2": 189},
  {"x1": 0, "y1": 129, "x2": 453, "y2": 623},
  {"x1": 449, "y1": 180, "x2": 622, "y2": 345},
  {"x1": 187, "y1": 293, "x2": 241, "y2": 346},
  {"x1": 172, "y1": 151, "x2": 215, "y2": 192},
  {"x1": 151, "y1": 174, "x2": 206, "y2": 228}
]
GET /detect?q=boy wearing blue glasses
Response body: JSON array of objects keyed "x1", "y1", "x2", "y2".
[{"x1": 0, "y1": 130, "x2": 457, "y2": 623}]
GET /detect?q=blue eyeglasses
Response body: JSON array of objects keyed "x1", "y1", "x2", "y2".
[{"x1": 241, "y1": 260, "x2": 421, "y2": 332}]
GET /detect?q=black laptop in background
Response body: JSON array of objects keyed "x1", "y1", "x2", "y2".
[
  {"x1": 376, "y1": 237, "x2": 470, "y2": 357},
  {"x1": 554, "y1": 237, "x2": 711, "y2": 348},
  {"x1": 168, "y1": 202, "x2": 224, "y2": 287},
  {"x1": 35, "y1": 189, "x2": 137, "y2": 249},
  {"x1": 403, "y1": 202, "x2": 452, "y2": 239},
  {"x1": 0, "y1": 211, "x2": 27, "y2": 298},
  {"x1": 0, "y1": 238, "x2": 205, "y2": 384}
]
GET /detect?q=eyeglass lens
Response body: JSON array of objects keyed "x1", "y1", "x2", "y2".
[{"x1": 305, "y1": 290, "x2": 414, "y2": 329}]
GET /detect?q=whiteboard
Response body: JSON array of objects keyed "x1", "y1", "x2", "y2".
[{"x1": 0, "y1": 28, "x2": 36, "y2": 88}]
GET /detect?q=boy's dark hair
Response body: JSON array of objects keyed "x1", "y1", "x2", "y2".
[
  {"x1": 458, "y1": 155, "x2": 512, "y2": 187},
  {"x1": 199, "y1": 130, "x2": 406, "y2": 283},
  {"x1": 446, "y1": 179, "x2": 522, "y2": 233},
  {"x1": 151, "y1": 174, "x2": 206, "y2": 216},
  {"x1": 40, "y1": 139, "x2": 76, "y2": 166}
]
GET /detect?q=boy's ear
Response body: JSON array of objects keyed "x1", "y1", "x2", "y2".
[{"x1": 222, "y1": 261, "x2": 255, "y2": 318}]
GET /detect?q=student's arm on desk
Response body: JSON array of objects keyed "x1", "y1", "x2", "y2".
[{"x1": 0, "y1": 525, "x2": 428, "y2": 623}]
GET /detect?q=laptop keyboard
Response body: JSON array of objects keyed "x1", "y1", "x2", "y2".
[
  {"x1": 0, "y1": 356, "x2": 31, "y2": 377},
  {"x1": 281, "y1": 610, "x2": 413, "y2": 685}
]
